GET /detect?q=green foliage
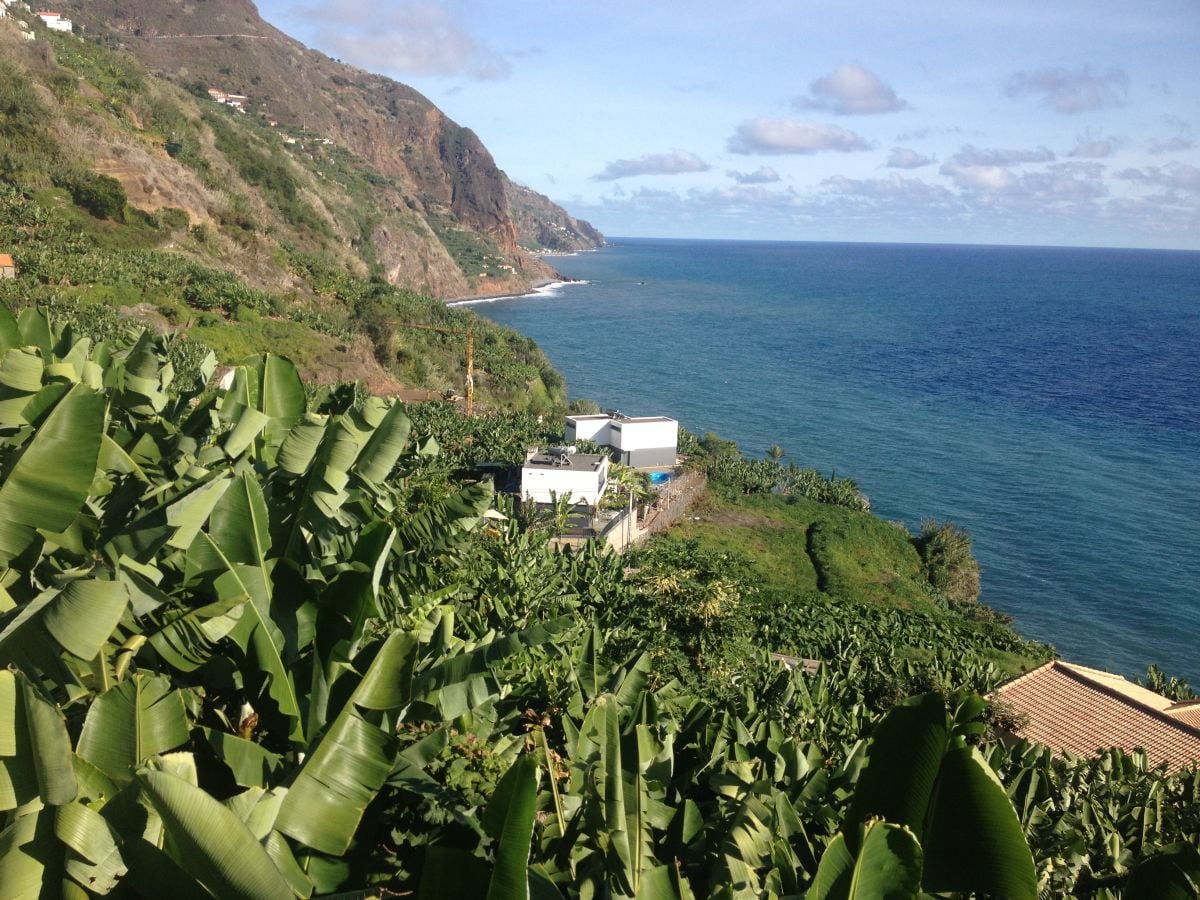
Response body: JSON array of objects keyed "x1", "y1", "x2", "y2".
[
  {"x1": 692, "y1": 428, "x2": 871, "y2": 511},
  {"x1": 204, "y1": 110, "x2": 331, "y2": 240},
  {"x1": 47, "y1": 33, "x2": 146, "y2": 110},
  {"x1": 0, "y1": 59, "x2": 62, "y2": 187},
  {"x1": 915, "y1": 519, "x2": 982, "y2": 604},
  {"x1": 69, "y1": 172, "x2": 128, "y2": 220}
]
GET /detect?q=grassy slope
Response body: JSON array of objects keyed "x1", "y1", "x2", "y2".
[{"x1": 665, "y1": 486, "x2": 1048, "y2": 676}]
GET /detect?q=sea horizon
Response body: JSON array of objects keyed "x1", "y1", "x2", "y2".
[{"x1": 476, "y1": 236, "x2": 1200, "y2": 683}]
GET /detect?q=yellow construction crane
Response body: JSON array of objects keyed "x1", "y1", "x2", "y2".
[{"x1": 390, "y1": 322, "x2": 475, "y2": 416}]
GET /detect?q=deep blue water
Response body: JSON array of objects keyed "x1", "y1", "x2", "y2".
[{"x1": 471, "y1": 238, "x2": 1200, "y2": 682}]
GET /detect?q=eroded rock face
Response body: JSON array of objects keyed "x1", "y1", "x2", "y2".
[{"x1": 59, "y1": 0, "x2": 601, "y2": 298}]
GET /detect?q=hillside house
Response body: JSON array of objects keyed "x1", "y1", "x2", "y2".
[
  {"x1": 520, "y1": 447, "x2": 609, "y2": 507},
  {"x1": 36, "y1": 10, "x2": 71, "y2": 31},
  {"x1": 991, "y1": 661, "x2": 1200, "y2": 773},
  {"x1": 565, "y1": 411, "x2": 679, "y2": 468},
  {"x1": 207, "y1": 89, "x2": 249, "y2": 111},
  {"x1": 0, "y1": 254, "x2": 16, "y2": 279}
]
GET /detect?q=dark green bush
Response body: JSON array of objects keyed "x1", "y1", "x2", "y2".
[{"x1": 70, "y1": 172, "x2": 127, "y2": 219}]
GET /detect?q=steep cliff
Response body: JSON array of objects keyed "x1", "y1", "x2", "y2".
[
  {"x1": 34, "y1": 0, "x2": 602, "y2": 297},
  {"x1": 506, "y1": 180, "x2": 606, "y2": 254}
]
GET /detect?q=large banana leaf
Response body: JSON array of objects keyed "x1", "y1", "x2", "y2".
[
  {"x1": 0, "y1": 303, "x2": 21, "y2": 352},
  {"x1": 354, "y1": 401, "x2": 412, "y2": 485},
  {"x1": 17, "y1": 306, "x2": 51, "y2": 354},
  {"x1": 832, "y1": 692, "x2": 1035, "y2": 900},
  {"x1": 0, "y1": 347, "x2": 45, "y2": 425},
  {"x1": 483, "y1": 754, "x2": 540, "y2": 900},
  {"x1": 76, "y1": 673, "x2": 190, "y2": 784},
  {"x1": 56, "y1": 800, "x2": 128, "y2": 894},
  {"x1": 0, "y1": 669, "x2": 77, "y2": 809},
  {"x1": 0, "y1": 807, "x2": 59, "y2": 898},
  {"x1": 842, "y1": 693, "x2": 947, "y2": 848},
  {"x1": 136, "y1": 767, "x2": 297, "y2": 899},
  {"x1": 275, "y1": 629, "x2": 418, "y2": 854},
  {"x1": 921, "y1": 745, "x2": 1037, "y2": 899},
  {"x1": 1124, "y1": 844, "x2": 1200, "y2": 899},
  {"x1": 188, "y1": 472, "x2": 303, "y2": 741},
  {"x1": 38, "y1": 578, "x2": 129, "y2": 662},
  {"x1": 805, "y1": 821, "x2": 923, "y2": 900},
  {"x1": 0, "y1": 382, "x2": 104, "y2": 564},
  {"x1": 244, "y1": 353, "x2": 306, "y2": 423}
]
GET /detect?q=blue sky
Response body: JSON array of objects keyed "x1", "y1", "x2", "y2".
[{"x1": 256, "y1": 0, "x2": 1199, "y2": 249}]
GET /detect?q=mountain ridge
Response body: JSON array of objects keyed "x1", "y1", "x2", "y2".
[{"x1": 24, "y1": 0, "x2": 604, "y2": 298}]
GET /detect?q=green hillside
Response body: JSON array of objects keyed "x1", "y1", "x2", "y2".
[{"x1": 0, "y1": 24, "x2": 569, "y2": 412}]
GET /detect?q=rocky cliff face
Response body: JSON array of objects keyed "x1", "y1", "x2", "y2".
[
  {"x1": 506, "y1": 181, "x2": 606, "y2": 254},
  {"x1": 51, "y1": 0, "x2": 602, "y2": 297}
]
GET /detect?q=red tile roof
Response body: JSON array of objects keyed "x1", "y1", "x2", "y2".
[
  {"x1": 991, "y1": 661, "x2": 1200, "y2": 772},
  {"x1": 0, "y1": 254, "x2": 15, "y2": 268}
]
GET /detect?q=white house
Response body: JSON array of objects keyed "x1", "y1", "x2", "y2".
[
  {"x1": 520, "y1": 447, "x2": 609, "y2": 507},
  {"x1": 36, "y1": 11, "x2": 71, "y2": 31},
  {"x1": 565, "y1": 412, "x2": 679, "y2": 468}
]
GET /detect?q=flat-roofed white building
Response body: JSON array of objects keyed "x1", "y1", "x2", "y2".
[
  {"x1": 520, "y1": 448, "x2": 609, "y2": 507},
  {"x1": 36, "y1": 11, "x2": 72, "y2": 31},
  {"x1": 565, "y1": 412, "x2": 678, "y2": 468}
]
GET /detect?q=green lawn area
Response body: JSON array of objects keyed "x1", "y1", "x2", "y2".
[
  {"x1": 668, "y1": 488, "x2": 930, "y2": 609},
  {"x1": 661, "y1": 487, "x2": 1047, "y2": 678}
]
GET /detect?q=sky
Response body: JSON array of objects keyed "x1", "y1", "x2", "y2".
[{"x1": 255, "y1": 0, "x2": 1200, "y2": 249}]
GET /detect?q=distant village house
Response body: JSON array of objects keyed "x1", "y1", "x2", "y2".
[
  {"x1": 207, "y1": 88, "x2": 249, "y2": 112},
  {"x1": 35, "y1": 10, "x2": 71, "y2": 31},
  {"x1": 0, "y1": 254, "x2": 16, "y2": 279}
]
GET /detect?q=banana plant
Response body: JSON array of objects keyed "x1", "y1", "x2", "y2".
[{"x1": 809, "y1": 692, "x2": 1037, "y2": 899}]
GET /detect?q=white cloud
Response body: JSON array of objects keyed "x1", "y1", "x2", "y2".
[
  {"x1": 886, "y1": 147, "x2": 936, "y2": 169},
  {"x1": 793, "y1": 63, "x2": 908, "y2": 115},
  {"x1": 1068, "y1": 132, "x2": 1120, "y2": 158},
  {"x1": 950, "y1": 145, "x2": 1056, "y2": 166},
  {"x1": 1147, "y1": 136, "x2": 1196, "y2": 154},
  {"x1": 1117, "y1": 163, "x2": 1200, "y2": 195},
  {"x1": 592, "y1": 149, "x2": 711, "y2": 181},
  {"x1": 727, "y1": 166, "x2": 781, "y2": 184},
  {"x1": 297, "y1": 1, "x2": 511, "y2": 80},
  {"x1": 570, "y1": 162, "x2": 1192, "y2": 248},
  {"x1": 941, "y1": 161, "x2": 1019, "y2": 191},
  {"x1": 1004, "y1": 66, "x2": 1129, "y2": 113},
  {"x1": 728, "y1": 118, "x2": 872, "y2": 155},
  {"x1": 819, "y1": 173, "x2": 962, "y2": 210}
]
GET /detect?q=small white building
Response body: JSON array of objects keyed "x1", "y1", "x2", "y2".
[
  {"x1": 566, "y1": 412, "x2": 679, "y2": 468},
  {"x1": 36, "y1": 11, "x2": 71, "y2": 31},
  {"x1": 521, "y1": 448, "x2": 609, "y2": 507}
]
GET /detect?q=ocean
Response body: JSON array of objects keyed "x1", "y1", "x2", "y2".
[{"x1": 469, "y1": 238, "x2": 1200, "y2": 683}]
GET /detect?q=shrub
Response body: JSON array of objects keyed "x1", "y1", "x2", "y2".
[
  {"x1": 70, "y1": 172, "x2": 127, "y2": 219},
  {"x1": 915, "y1": 519, "x2": 981, "y2": 604},
  {"x1": 157, "y1": 206, "x2": 190, "y2": 231}
]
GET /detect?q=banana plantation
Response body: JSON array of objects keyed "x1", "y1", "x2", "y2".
[{"x1": 1, "y1": 306, "x2": 1198, "y2": 898}]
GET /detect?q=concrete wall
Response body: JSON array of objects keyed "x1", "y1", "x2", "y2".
[
  {"x1": 521, "y1": 460, "x2": 608, "y2": 506},
  {"x1": 610, "y1": 418, "x2": 678, "y2": 453},
  {"x1": 565, "y1": 415, "x2": 613, "y2": 444},
  {"x1": 619, "y1": 446, "x2": 677, "y2": 468}
]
